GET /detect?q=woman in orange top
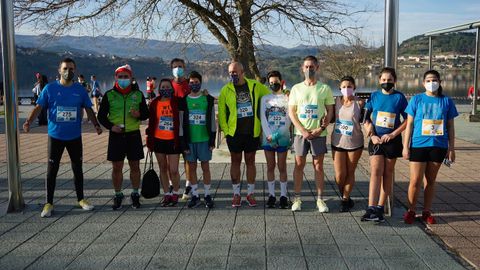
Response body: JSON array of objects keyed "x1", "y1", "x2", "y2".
[{"x1": 146, "y1": 79, "x2": 182, "y2": 206}]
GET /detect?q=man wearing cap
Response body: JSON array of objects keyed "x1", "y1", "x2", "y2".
[{"x1": 98, "y1": 64, "x2": 149, "y2": 210}]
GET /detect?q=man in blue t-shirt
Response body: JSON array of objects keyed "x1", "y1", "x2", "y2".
[{"x1": 23, "y1": 58, "x2": 103, "y2": 218}]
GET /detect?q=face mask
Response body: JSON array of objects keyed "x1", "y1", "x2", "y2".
[
  {"x1": 159, "y1": 88, "x2": 172, "y2": 98},
  {"x1": 62, "y1": 70, "x2": 74, "y2": 81},
  {"x1": 230, "y1": 74, "x2": 239, "y2": 85},
  {"x1": 304, "y1": 69, "x2": 315, "y2": 80},
  {"x1": 189, "y1": 83, "x2": 201, "y2": 93},
  {"x1": 117, "y1": 79, "x2": 131, "y2": 89},
  {"x1": 172, "y1": 67, "x2": 184, "y2": 78},
  {"x1": 425, "y1": 81, "x2": 439, "y2": 93},
  {"x1": 380, "y1": 82, "x2": 395, "y2": 91},
  {"x1": 269, "y1": 83, "x2": 282, "y2": 92},
  {"x1": 341, "y1": 87, "x2": 354, "y2": 97}
]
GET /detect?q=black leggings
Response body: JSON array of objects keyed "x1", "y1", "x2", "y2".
[{"x1": 46, "y1": 136, "x2": 84, "y2": 204}]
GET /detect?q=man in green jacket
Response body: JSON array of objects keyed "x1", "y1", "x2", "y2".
[
  {"x1": 218, "y1": 62, "x2": 270, "y2": 207},
  {"x1": 98, "y1": 64, "x2": 149, "y2": 210}
]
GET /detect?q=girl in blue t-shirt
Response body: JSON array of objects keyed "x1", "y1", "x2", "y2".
[
  {"x1": 362, "y1": 67, "x2": 408, "y2": 223},
  {"x1": 402, "y1": 70, "x2": 458, "y2": 225}
]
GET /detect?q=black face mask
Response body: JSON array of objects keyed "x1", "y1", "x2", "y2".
[
  {"x1": 62, "y1": 70, "x2": 75, "y2": 82},
  {"x1": 380, "y1": 82, "x2": 395, "y2": 91},
  {"x1": 269, "y1": 83, "x2": 281, "y2": 92}
]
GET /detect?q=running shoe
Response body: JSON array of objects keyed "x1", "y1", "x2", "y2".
[
  {"x1": 188, "y1": 196, "x2": 201, "y2": 208},
  {"x1": 246, "y1": 194, "x2": 257, "y2": 207},
  {"x1": 131, "y1": 192, "x2": 141, "y2": 209},
  {"x1": 340, "y1": 199, "x2": 350, "y2": 213},
  {"x1": 316, "y1": 199, "x2": 329, "y2": 213},
  {"x1": 161, "y1": 194, "x2": 172, "y2": 207},
  {"x1": 279, "y1": 196, "x2": 289, "y2": 209},
  {"x1": 78, "y1": 199, "x2": 94, "y2": 211},
  {"x1": 422, "y1": 210, "x2": 436, "y2": 225},
  {"x1": 348, "y1": 198, "x2": 355, "y2": 209},
  {"x1": 112, "y1": 194, "x2": 124, "y2": 210},
  {"x1": 291, "y1": 198, "x2": 302, "y2": 212},
  {"x1": 40, "y1": 203, "x2": 53, "y2": 218},
  {"x1": 375, "y1": 207, "x2": 385, "y2": 223},
  {"x1": 403, "y1": 210, "x2": 416, "y2": 224},
  {"x1": 204, "y1": 195, "x2": 214, "y2": 209},
  {"x1": 361, "y1": 207, "x2": 378, "y2": 222},
  {"x1": 267, "y1": 195, "x2": 276, "y2": 208},
  {"x1": 170, "y1": 194, "x2": 179, "y2": 206},
  {"x1": 232, "y1": 194, "x2": 241, "y2": 208},
  {"x1": 180, "y1": 186, "x2": 192, "y2": 202}
]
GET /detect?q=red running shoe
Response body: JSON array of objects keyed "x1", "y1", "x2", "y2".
[
  {"x1": 422, "y1": 210, "x2": 436, "y2": 224},
  {"x1": 232, "y1": 194, "x2": 241, "y2": 207},
  {"x1": 403, "y1": 210, "x2": 416, "y2": 224},
  {"x1": 246, "y1": 194, "x2": 257, "y2": 207},
  {"x1": 161, "y1": 194, "x2": 172, "y2": 207},
  {"x1": 170, "y1": 194, "x2": 179, "y2": 206}
]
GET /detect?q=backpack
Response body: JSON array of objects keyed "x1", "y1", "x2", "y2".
[{"x1": 141, "y1": 151, "x2": 160, "y2": 199}]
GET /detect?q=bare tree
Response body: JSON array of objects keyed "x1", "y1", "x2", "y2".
[{"x1": 14, "y1": 0, "x2": 365, "y2": 80}]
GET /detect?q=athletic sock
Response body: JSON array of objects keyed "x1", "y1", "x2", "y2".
[
  {"x1": 294, "y1": 193, "x2": 301, "y2": 200},
  {"x1": 280, "y1": 181, "x2": 287, "y2": 197},
  {"x1": 191, "y1": 184, "x2": 199, "y2": 197},
  {"x1": 185, "y1": 180, "x2": 191, "y2": 187},
  {"x1": 232, "y1": 184, "x2": 240, "y2": 195},
  {"x1": 132, "y1": 188, "x2": 139, "y2": 194},
  {"x1": 267, "y1": 181, "x2": 275, "y2": 197},
  {"x1": 204, "y1": 184, "x2": 211, "y2": 196},
  {"x1": 115, "y1": 191, "x2": 123, "y2": 197},
  {"x1": 247, "y1": 184, "x2": 255, "y2": 195}
]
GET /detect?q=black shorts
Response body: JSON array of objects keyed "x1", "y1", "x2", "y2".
[
  {"x1": 226, "y1": 134, "x2": 259, "y2": 153},
  {"x1": 409, "y1": 147, "x2": 447, "y2": 163},
  {"x1": 331, "y1": 145, "x2": 364, "y2": 152},
  {"x1": 107, "y1": 130, "x2": 145, "y2": 161},
  {"x1": 154, "y1": 139, "x2": 182, "y2": 155},
  {"x1": 368, "y1": 135, "x2": 402, "y2": 159}
]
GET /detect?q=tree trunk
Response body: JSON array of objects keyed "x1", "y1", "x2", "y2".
[{"x1": 236, "y1": 0, "x2": 261, "y2": 81}]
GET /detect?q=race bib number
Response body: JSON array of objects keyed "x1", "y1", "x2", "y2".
[
  {"x1": 56, "y1": 106, "x2": 77, "y2": 122},
  {"x1": 375, "y1": 111, "x2": 395, "y2": 129},
  {"x1": 237, "y1": 102, "x2": 253, "y2": 118},
  {"x1": 422, "y1": 119, "x2": 444, "y2": 136},
  {"x1": 299, "y1": 105, "x2": 318, "y2": 119},
  {"x1": 334, "y1": 119, "x2": 354, "y2": 136},
  {"x1": 159, "y1": 116, "x2": 174, "y2": 131},
  {"x1": 268, "y1": 111, "x2": 287, "y2": 127},
  {"x1": 189, "y1": 110, "x2": 206, "y2": 125}
]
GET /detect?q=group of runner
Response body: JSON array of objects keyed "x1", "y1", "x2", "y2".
[{"x1": 22, "y1": 55, "x2": 458, "y2": 226}]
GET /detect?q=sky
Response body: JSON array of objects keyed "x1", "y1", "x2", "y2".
[{"x1": 15, "y1": 0, "x2": 480, "y2": 48}]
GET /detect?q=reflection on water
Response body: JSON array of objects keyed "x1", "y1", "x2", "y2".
[{"x1": 18, "y1": 70, "x2": 474, "y2": 99}]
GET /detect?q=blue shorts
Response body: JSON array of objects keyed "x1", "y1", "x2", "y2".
[
  {"x1": 262, "y1": 145, "x2": 288, "y2": 153},
  {"x1": 185, "y1": 141, "x2": 212, "y2": 162}
]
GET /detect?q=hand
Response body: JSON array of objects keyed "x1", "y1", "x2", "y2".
[
  {"x1": 111, "y1": 125, "x2": 123, "y2": 133},
  {"x1": 381, "y1": 133, "x2": 394, "y2": 143},
  {"x1": 266, "y1": 135, "x2": 272, "y2": 143},
  {"x1": 23, "y1": 120, "x2": 30, "y2": 133},
  {"x1": 447, "y1": 149, "x2": 456, "y2": 163},
  {"x1": 311, "y1": 127, "x2": 324, "y2": 138},
  {"x1": 402, "y1": 148, "x2": 410, "y2": 160},
  {"x1": 301, "y1": 129, "x2": 311, "y2": 140},
  {"x1": 130, "y1": 109, "x2": 140, "y2": 118},
  {"x1": 371, "y1": 135, "x2": 382, "y2": 145},
  {"x1": 95, "y1": 125, "x2": 103, "y2": 135}
]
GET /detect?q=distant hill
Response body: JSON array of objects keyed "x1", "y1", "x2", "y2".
[{"x1": 399, "y1": 32, "x2": 476, "y2": 55}]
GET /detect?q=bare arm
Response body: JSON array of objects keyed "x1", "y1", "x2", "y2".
[
  {"x1": 312, "y1": 104, "x2": 334, "y2": 137},
  {"x1": 402, "y1": 115, "x2": 414, "y2": 160},
  {"x1": 85, "y1": 107, "x2": 103, "y2": 135},
  {"x1": 23, "y1": 105, "x2": 43, "y2": 132},
  {"x1": 447, "y1": 119, "x2": 455, "y2": 162}
]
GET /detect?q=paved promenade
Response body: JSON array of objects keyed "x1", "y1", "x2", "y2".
[{"x1": 0, "y1": 105, "x2": 478, "y2": 269}]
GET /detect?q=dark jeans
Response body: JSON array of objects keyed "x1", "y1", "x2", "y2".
[{"x1": 46, "y1": 136, "x2": 84, "y2": 204}]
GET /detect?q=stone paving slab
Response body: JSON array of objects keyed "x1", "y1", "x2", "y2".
[{"x1": 0, "y1": 162, "x2": 471, "y2": 270}]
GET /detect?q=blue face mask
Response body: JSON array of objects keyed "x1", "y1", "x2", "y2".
[
  {"x1": 189, "y1": 83, "x2": 201, "y2": 93},
  {"x1": 159, "y1": 88, "x2": 172, "y2": 98},
  {"x1": 117, "y1": 79, "x2": 131, "y2": 89},
  {"x1": 172, "y1": 67, "x2": 184, "y2": 78},
  {"x1": 230, "y1": 74, "x2": 239, "y2": 85}
]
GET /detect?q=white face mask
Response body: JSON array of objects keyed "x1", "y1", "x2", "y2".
[{"x1": 425, "y1": 81, "x2": 439, "y2": 93}]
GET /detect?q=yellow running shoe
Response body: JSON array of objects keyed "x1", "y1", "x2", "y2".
[
  {"x1": 40, "y1": 203, "x2": 53, "y2": 218},
  {"x1": 291, "y1": 198, "x2": 302, "y2": 212},
  {"x1": 316, "y1": 199, "x2": 329, "y2": 213},
  {"x1": 79, "y1": 199, "x2": 94, "y2": 211}
]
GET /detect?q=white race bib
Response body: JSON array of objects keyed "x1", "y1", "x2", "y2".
[
  {"x1": 237, "y1": 102, "x2": 253, "y2": 118},
  {"x1": 422, "y1": 119, "x2": 444, "y2": 136},
  {"x1": 334, "y1": 119, "x2": 354, "y2": 136},
  {"x1": 189, "y1": 110, "x2": 206, "y2": 125},
  {"x1": 56, "y1": 106, "x2": 77, "y2": 122},
  {"x1": 299, "y1": 105, "x2": 318, "y2": 119},
  {"x1": 159, "y1": 116, "x2": 174, "y2": 131},
  {"x1": 375, "y1": 111, "x2": 395, "y2": 129},
  {"x1": 268, "y1": 111, "x2": 287, "y2": 127}
]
